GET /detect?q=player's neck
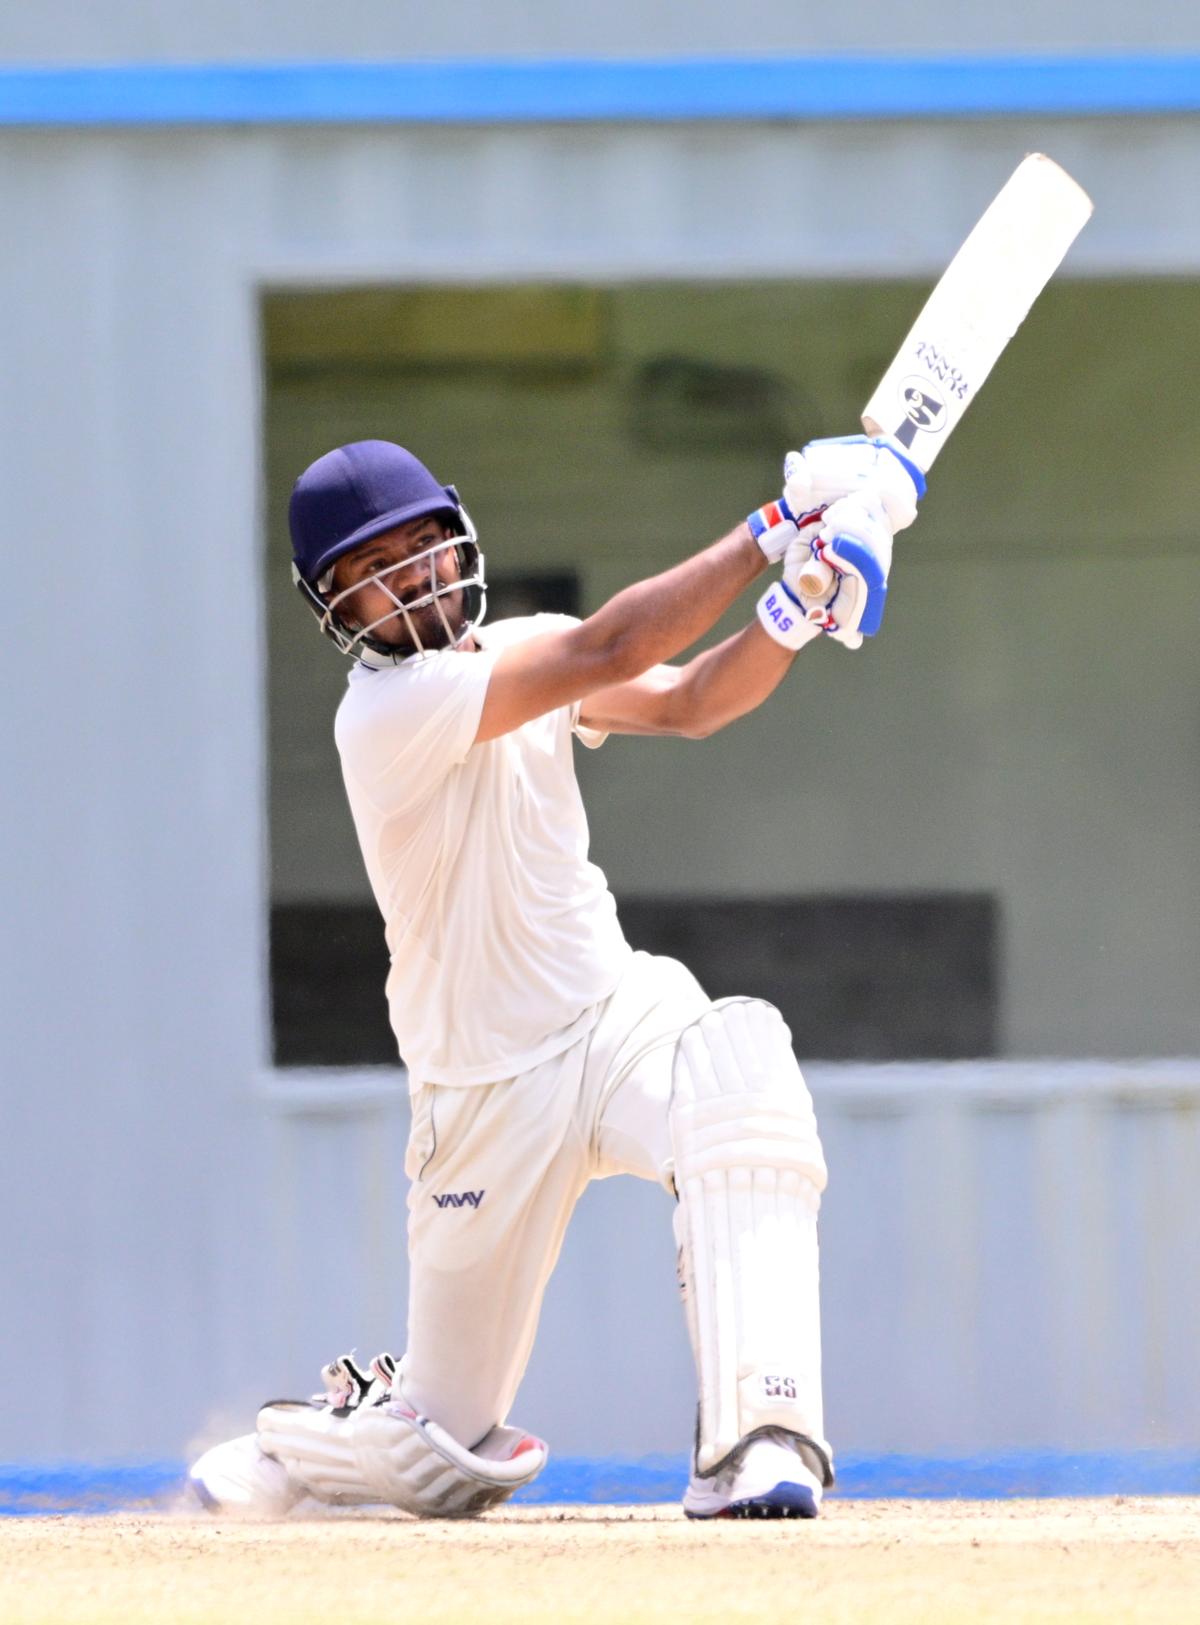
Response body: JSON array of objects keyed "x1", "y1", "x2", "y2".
[{"x1": 356, "y1": 629, "x2": 478, "y2": 669}]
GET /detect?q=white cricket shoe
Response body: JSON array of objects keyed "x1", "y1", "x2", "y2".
[
  {"x1": 189, "y1": 1432, "x2": 303, "y2": 1516},
  {"x1": 683, "y1": 1428, "x2": 825, "y2": 1520}
]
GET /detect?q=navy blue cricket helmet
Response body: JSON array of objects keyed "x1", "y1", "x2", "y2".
[{"x1": 288, "y1": 440, "x2": 486, "y2": 659}]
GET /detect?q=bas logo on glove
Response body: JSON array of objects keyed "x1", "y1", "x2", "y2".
[{"x1": 756, "y1": 580, "x2": 820, "y2": 651}]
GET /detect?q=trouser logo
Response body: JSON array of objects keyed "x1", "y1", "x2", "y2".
[
  {"x1": 432, "y1": 1190, "x2": 485, "y2": 1209},
  {"x1": 765, "y1": 1375, "x2": 797, "y2": 1400}
]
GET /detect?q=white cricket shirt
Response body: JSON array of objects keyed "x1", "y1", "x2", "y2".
[{"x1": 334, "y1": 614, "x2": 632, "y2": 1087}]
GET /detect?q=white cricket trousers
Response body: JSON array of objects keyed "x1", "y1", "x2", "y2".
[{"x1": 400, "y1": 950, "x2": 711, "y2": 1449}]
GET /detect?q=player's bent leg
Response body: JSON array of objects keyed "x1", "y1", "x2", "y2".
[
  {"x1": 400, "y1": 1065, "x2": 591, "y2": 1451},
  {"x1": 669, "y1": 998, "x2": 834, "y2": 1520},
  {"x1": 192, "y1": 1351, "x2": 547, "y2": 1518}
]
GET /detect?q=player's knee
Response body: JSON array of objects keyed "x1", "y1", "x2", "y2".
[{"x1": 668, "y1": 997, "x2": 827, "y2": 1195}]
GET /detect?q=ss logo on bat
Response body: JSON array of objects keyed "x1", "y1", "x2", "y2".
[{"x1": 901, "y1": 376, "x2": 948, "y2": 431}]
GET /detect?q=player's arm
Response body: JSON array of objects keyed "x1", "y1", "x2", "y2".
[
  {"x1": 577, "y1": 483, "x2": 900, "y2": 738},
  {"x1": 577, "y1": 624, "x2": 795, "y2": 740},
  {"x1": 581, "y1": 446, "x2": 923, "y2": 739},
  {"x1": 475, "y1": 523, "x2": 768, "y2": 744},
  {"x1": 475, "y1": 435, "x2": 922, "y2": 745}
]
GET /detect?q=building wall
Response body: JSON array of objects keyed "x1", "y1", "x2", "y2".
[
  {"x1": 107, "y1": 1061, "x2": 1200, "y2": 1463},
  {"x1": 1, "y1": 114, "x2": 1197, "y2": 1461},
  {"x1": 1, "y1": 0, "x2": 1198, "y2": 61}
]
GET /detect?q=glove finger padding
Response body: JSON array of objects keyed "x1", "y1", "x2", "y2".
[
  {"x1": 813, "y1": 494, "x2": 894, "y2": 648},
  {"x1": 783, "y1": 434, "x2": 923, "y2": 535}
]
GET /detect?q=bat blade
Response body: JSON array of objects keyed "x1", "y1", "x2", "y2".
[{"x1": 862, "y1": 153, "x2": 1093, "y2": 472}]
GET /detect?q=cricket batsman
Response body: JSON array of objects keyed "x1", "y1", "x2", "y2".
[{"x1": 190, "y1": 432, "x2": 922, "y2": 1519}]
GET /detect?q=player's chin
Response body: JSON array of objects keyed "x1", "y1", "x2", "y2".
[
  {"x1": 378, "y1": 607, "x2": 463, "y2": 654},
  {"x1": 419, "y1": 594, "x2": 468, "y2": 650}
]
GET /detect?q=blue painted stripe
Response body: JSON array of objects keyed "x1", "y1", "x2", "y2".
[
  {"x1": 0, "y1": 56, "x2": 1198, "y2": 126},
  {"x1": 0, "y1": 1461, "x2": 185, "y2": 1517},
  {"x1": 5, "y1": 1452, "x2": 1200, "y2": 1514}
]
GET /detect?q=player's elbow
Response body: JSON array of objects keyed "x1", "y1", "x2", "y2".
[
  {"x1": 676, "y1": 713, "x2": 726, "y2": 740},
  {"x1": 658, "y1": 687, "x2": 720, "y2": 740},
  {"x1": 585, "y1": 623, "x2": 661, "y2": 688}
]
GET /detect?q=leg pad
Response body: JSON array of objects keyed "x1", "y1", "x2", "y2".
[
  {"x1": 670, "y1": 999, "x2": 830, "y2": 1475},
  {"x1": 257, "y1": 1390, "x2": 547, "y2": 1517}
]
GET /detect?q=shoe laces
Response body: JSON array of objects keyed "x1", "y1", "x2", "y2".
[{"x1": 314, "y1": 1352, "x2": 398, "y2": 1412}]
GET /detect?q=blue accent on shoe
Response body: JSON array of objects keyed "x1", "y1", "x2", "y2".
[
  {"x1": 188, "y1": 1473, "x2": 220, "y2": 1512},
  {"x1": 731, "y1": 1480, "x2": 820, "y2": 1519},
  {"x1": 684, "y1": 1479, "x2": 820, "y2": 1520}
]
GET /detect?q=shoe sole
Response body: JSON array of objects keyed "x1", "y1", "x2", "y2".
[{"x1": 684, "y1": 1481, "x2": 820, "y2": 1520}]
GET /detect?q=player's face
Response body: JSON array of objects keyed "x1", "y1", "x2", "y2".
[{"x1": 331, "y1": 515, "x2": 464, "y2": 651}]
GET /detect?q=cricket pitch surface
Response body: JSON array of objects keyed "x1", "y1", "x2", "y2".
[{"x1": 4, "y1": 1498, "x2": 1199, "y2": 1624}]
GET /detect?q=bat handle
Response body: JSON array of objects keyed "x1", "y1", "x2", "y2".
[{"x1": 795, "y1": 558, "x2": 836, "y2": 599}]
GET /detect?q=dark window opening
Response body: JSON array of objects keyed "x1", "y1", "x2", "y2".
[{"x1": 270, "y1": 893, "x2": 997, "y2": 1068}]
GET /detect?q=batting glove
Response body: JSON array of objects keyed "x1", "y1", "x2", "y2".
[
  {"x1": 787, "y1": 493, "x2": 894, "y2": 651},
  {"x1": 785, "y1": 434, "x2": 924, "y2": 535}
]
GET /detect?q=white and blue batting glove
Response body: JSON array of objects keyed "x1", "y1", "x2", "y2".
[
  {"x1": 793, "y1": 493, "x2": 894, "y2": 650},
  {"x1": 746, "y1": 490, "x2": 824, "y2": 563},
  {"x1": 756, "y1": 575, "x2": 823, "y2": 651},
  {"x1": 784, "y1": 433, "x2": 925, "y2": 536},
  {"x1": 755, "y1": 493, "x2": 895, "y2": 654},
  {"x1": 747, "y1": 433, "x2": 923, "y2": 564}
]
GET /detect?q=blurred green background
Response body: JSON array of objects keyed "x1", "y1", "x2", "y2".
[{"x1": 264, "y1": 280, "x2": 1200, "y2": 1062}]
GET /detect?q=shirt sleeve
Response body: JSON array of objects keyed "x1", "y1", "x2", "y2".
[
  {"x1": 334, "y1": 649, "x2": 500, "y2": 816},
  {"x1": 488, "y1": 612, "x2": 609, "y2": 749},
  {"x1": 570, "y1": 701, "x2": 608, "y2": 751}
]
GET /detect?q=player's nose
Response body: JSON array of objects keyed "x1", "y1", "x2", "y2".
[{"x1": 378, "y1": 556, "x2": 425, "y2": 596}]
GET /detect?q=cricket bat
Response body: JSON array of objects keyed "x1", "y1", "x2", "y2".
[{"x1": 796, "y1": 153, "x2": 1094, "y2": 599}]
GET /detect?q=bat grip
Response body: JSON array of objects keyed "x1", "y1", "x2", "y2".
[{"x1": 796, "y1": 558, "x2": 836, "y2": 599}]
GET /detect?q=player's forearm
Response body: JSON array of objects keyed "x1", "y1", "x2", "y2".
[
  {"x1": 665, "y1": 623, "x2": 797, "y2": 738},
  {"x1": 579, "y1": 524, "x2": 767, "y2": 683}
]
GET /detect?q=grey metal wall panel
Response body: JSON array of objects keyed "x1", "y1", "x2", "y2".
[
  {"x1": 2, "y1": 2, "x2": 1199, "y2": 62},
  {"x1": 204, "y1": 1064, "x2": 1200, "y2": 1463},
  {"x1": 0, "y1": 117, "x2": 1197, "y2": 1462},
  {"x1": 818, "y1": 1063, "x2": 1200, "y2": 1455}
]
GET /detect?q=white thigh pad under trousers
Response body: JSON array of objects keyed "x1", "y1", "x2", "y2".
[{"x1": 669, "y1": 998, "x2": 831, "y2": 1479}]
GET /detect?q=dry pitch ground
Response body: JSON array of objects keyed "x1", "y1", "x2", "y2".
[{"x1": 3, "y1": 1498, "x2": 1200, "y2": 1624}]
